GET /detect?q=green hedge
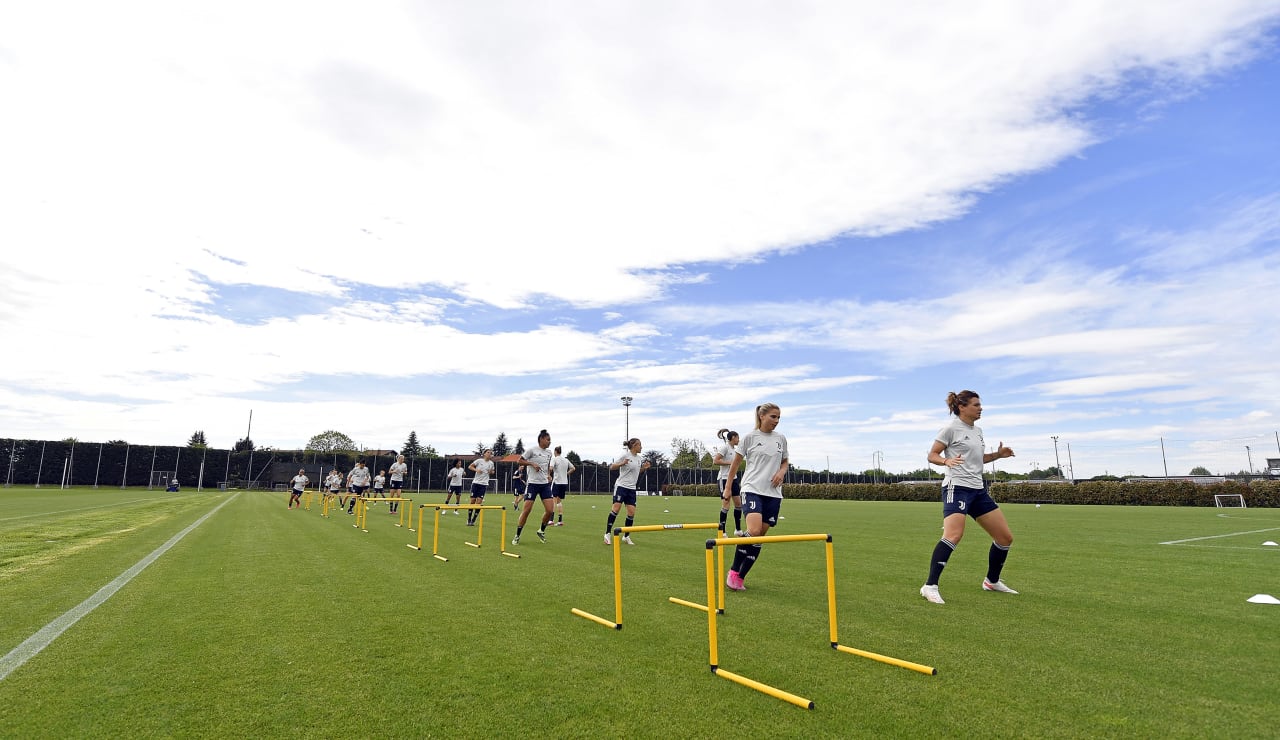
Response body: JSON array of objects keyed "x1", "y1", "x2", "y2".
[{"x1": 666, "y1": 480, "x2": 1280, "y2": 507}]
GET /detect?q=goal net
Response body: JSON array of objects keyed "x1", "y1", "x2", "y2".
[
  {"x1": 1213, "y1": 493, "x2": 1246, "y2": 508},
  {"x1": 149, "y1": 471, "x2": 170, "y2": 490}
]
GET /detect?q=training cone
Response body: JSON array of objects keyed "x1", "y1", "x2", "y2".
[{"x1": 1246, "y1": 594, "x2": 1280, "y2": 605}]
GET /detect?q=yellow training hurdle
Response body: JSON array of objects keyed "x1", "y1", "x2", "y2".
[
  {"x1": 703, "y1": 533, "x2": 936, "y2": 710},
  {"x1": 351, "y1": 497, "x2": 413, "y2": 532},
  {"x1": 571, "y1": 522, "x2": 726, "y2": 631},
  {"x1": 406, "y1": 504, "x2": 519, "y2": 561}
]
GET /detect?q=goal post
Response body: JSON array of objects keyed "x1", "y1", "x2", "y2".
[
  {"x1": 149, "y1": 471, "x2": 170, "y2": 490},
  {"x1": 1213, "y1": 493, "x2": 1246, "y2": 508}
]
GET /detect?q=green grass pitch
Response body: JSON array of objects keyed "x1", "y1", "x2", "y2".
[{"x1": 1, "y1": 487, "x2": 1276, "y2": 738}]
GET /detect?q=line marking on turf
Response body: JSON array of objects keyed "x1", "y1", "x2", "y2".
[
  {"x1": 0, "y1": 493, "x2": 239, "y2": 683},
  {"x1": 1159, "y1": 527, "x2": 1280, "y2": 545}
]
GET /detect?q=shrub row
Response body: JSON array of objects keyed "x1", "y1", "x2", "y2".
[{"x1": 666, "y1": 480, "x2": 1280, "y2": 507}]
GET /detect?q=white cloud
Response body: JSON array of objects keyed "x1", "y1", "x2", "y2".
[{"x1": 2, "y1": 2, "x2": 1279, "y2": 477}]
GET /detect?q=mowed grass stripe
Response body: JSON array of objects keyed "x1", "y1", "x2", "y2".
[
  {"x1": 0, "y1": 494, "x2": 239, "y2": 681},
  {"x1": 0, "y1": 489, "x2": 237, "y2": 650},
  {"x1": 0, "y1": 490, "x2": 1276, "y2": 738}
]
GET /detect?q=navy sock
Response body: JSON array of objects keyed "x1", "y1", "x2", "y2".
[
  {"x1": 733, "y1": 509, "x2": 742, "y2": 530},
  {"x1": 987, "y1": 542, "x2": 1010, "y2": 583},
  {"x1": 605, "y1": 512, "x2": 617, "y2": 533},
  {"x1": 926, "y1": 538, "x2": 957, "y2": 586},
  {"x1": 736, "y1": 544, "x2": 763, "y2": 578},
  {"x1": 719, "y1": 509, "x2": 728, "y2": 530}
]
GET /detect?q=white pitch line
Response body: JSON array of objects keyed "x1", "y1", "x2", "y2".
[
  {"x1": 1159, "y1": 526, "x2": 1280, "y2": 545},
  {"x1": 0, "y1": 493, "x2": 239, "y2": 682}
]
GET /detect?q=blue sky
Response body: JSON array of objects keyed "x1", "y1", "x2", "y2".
[{"x1": 2, "y1": 2, "x2": 1280, "y2": 477}]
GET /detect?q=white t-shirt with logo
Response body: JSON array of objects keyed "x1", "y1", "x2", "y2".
[
  {"x1": 935, "y1": 417, "x2": 985, "y2": 488},
  {"x1": 735, "y1": 429, "x2": 788, "y2": 499},
  {"x1": 522, "y1": 445, "x2": 554, "y2": 484}
]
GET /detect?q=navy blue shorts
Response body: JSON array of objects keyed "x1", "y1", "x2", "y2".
[
  {"x1": 612, "y1": 486, "x2": 637, "y2": 506},
  {"x1": 551, "y1": 483, "x2": 569, "y2": 499},
  {"x1": 449, "y1": 485, "x2": 462, "y2": 494},
  {"x1": 352, "y1": 485, "x2": 367, "y2": 495},
  {"x1": 513, "y1": 480, "x2": 526, "y2": 494},
  {"x1": 719, "y1": 478, "x2": 741, "y2": 499},
  {"x1": 470, "y1": 483, "x2": 488, "y2": 498},
  {"x1": 742, "y1": 493, "x2": 781, "y2": 527},
  {"x1": 524, "y1": 482, "x2": 554, "y2": 501},
  {"x1": 390, "y1": 480, "x2": 403, "y2": 490},
  {"x1": 942, "y1": 484, "x2": 999, "y2": 519}
]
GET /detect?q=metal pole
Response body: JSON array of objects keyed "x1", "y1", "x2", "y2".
[
  {"x1": 621, "y1": 396, "x2": 633, "y2": 441},
  {"x1": 93, "y1": 442, "x2": 103, "y2": 488},
  {"x1": 1067, "y1": 443, "x2": 1075, "y2": 481},
  {"x1": 35, "y1": 441, "x2": 46, "y2": 488},
  {"x1": 198, "y1": 446, "x2": 207, "y2": 491},
  {"x1": 5, "y1": 439, "x2": 15, "y2": 487},
  {"x1": 1245, "y1": 446, "x2": 1253, "y2": 475},
  {"x1": 1051, "y1": 436, "x2": 1062, "y2": 478},
  {"x1": 148, "y1": 446, "x2": 157, "y2": 489},
  {"x1": 245, "y1": 409, "x2": 254, "y2": 488},
  {"x1": 68, "y1": 442, "x2": 75, "y2": 487},
  {"x1": 1160, "y1": 437, "x2": 1168, "y2": 478},
  {"x1": 121, "y1": 444, "x2": 130, "y2": 488}
]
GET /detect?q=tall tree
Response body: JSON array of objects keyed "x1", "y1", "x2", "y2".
[
  {"x1": 513, "y1": 438, "x2": 525, "y2": 455},
  {"x1": 401, "y1": 431, "x2": 424, "y2": 457},
  {"x1": 566, "y1": 450, "x2": 582, "y2": 467},
  {"x1": 643, "y1": 449, "x2": 669, "y2": 467},
  {"x1": 473, "y1": 440, "x2": 489, "y2": 455},
  {"x1": 233, "y1": 437, "x2": 255, "y2": 452},
  {"x1": 670, "y1": 437, "x2": 708, "y2": 468},
  {"x1": 492, "y1": 432, "x2": 510, "y2": 457},
  {"x1": 305, "y1": 430, "x2": 357, "y2": 452},
  {"x1": 1189, "y1": 466, "x2": 1211, "y2": 475},
  {"x1": 187, "y1": 430, "x2": 208, "y2": 448}
]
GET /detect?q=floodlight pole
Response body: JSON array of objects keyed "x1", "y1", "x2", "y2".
[
  {"x1": 1051, "y1": 436, "x2": 1062, "y2": 479},
  {"x1": 1160, "y1": 436, "x2": 1168, "y2": 478},
  {"x1": 1246, "y1": 445, "x2": 1253, "y2": 475},
  {"x1": 621, "y1": 396, "x2": 633, "y2": 441}
]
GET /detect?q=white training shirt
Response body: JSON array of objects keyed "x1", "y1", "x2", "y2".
[
  {"x1": 470, "y1": 458, "x2": 494, "y2": 485},
  {"x1": 522, "y1": 445, "x2": 554, "y2": 484},
  {"x1": 291, "y1": 474, "x2": 309, "y2": 491},
  {"x1": 447, "y1": 467, "x2": 464, "y2": 486},
  {"x1": 389, "y1": 461, "x2": 408, "y2": 481},
  {"x1": 348, "y1": 466, "x2": 371, "y2": 486},
  {"x1": 935, "y1": 417, "x2": 986, "y2": 489},
  {"x1": 716, "y1": 441, "x2": 735, "y2": 480},
  {"x1": 613, "y1": 450, "x2": 643, "y2": 489},
  {"x1": 551, "y1": 456, "x2": 573, "y2": 485},
  {"x1": 326, "y1": 473, "x2": 343, "y2": 490},
  {"x1": 736, "y1": 429, "x2": 788, "y2": 499},
  {"x1": 373, "y1": 474, "x2": 385, "y2": 489}
]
